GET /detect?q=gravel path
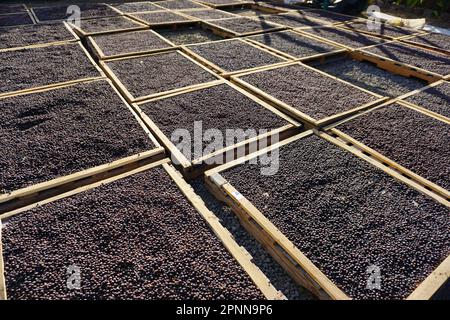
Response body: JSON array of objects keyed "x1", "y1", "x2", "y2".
[
  {"x1": 248, "y1": 30, "x2": 340, "y2": 59},
  {"x1": 0, "y1": 42, "x2": 100, "y2": 95},
  {"x1": 2, "y1": 167, "x2": 264, "y2": 300},
  {"x1": 239, "y1": 63, "x2": 379, "y2": 120},
  {"x1": 362, "y1": 42, "x2": 450, "y2": 76},
  {"x1": 187, "y1": 39, "x2": 285, "y2": 72},
  {"x1": 105, "y1": 51, "x2": 218, "y2": 99},
  {"x1": 337, "y1": 103, "x2": 450, "y2": 191},
  {"x1": 221, "y1": 134, "x2": 450, "y2": 299},
  {"x1": 0, "y1": 23, "x2": 76, "y2": 50},
  {"x1": 402, "y1": 81, "x2": 450, "y2": 119},
  {"x1": 0, "y1": 80, "x2": 155, "y2": 194},
  {"x1": 92, "y1": 30, "x2": 173, "y2": 57},
  {"x1": 315, "y1": 57, "x2": 426, "y2": 97},
  {"x1": 138, "y1": 83, "x2": 289, "y2": 159}
]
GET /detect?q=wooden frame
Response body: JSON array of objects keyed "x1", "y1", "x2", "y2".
[
  {"x1": 127, "y1": 9, "x2": 200, "y2": 28},
  {"x1": 401, "y1": 32, "x2": 450, "y2": 56},
  {"x1": 298, "y1": 8, "x2": 361, "y2": 26},
  {"x1": 154, "y1": 0, "x2": 211, "y2": 11},
  {"x1": 133, "y1": 80, "x2": 302, "y2": 179},
  {"x1": 355, "y1": 42, "x2": 448, "y2": 79},
  {"x1": 30, "y1": 4, "x2": 120, "y2": 24},
  {"x1": 293, "y1": 25, "x2": 388, "y2": 51},
  {"x1": 0, "y1": 10, "x2": 36, "y2": 28},
  {"x1": 87, "y1": 28, "x2": 178, "y2": 61},
  {"x1": 105, "y1": 2, "x2": 165, "y2": 15},
  {"x1": 100, "y1": 49, "x2": 223, "y2": 103},
  {"x1": 69, "y1": 15, "x2": 149, "y2": 37},
  {"x1": 243, "y1": 29, "x2": 347, "y2": 62},
  {"x1": 0, "y1": 78, "x2": 166, "y2": 212},
  {"x1": 0, "y1": 41, "x2": 105, "y2": 99},
  {"x1": 339, "y1": 20, "x2": 425, "y2": 41},
  {"x1": 205, "y1": 128, "x2": 449, "y2": 299},
  {"x1": 174, "y1": 8, "x2": 240, "y2": 21},
  {"x1": 0, "y1": 21, "x2": 80, "y2": 53},
  {"x1": 231, "y1": 61, "x2": 387, "y2": 128},
  {"x1": 181, "y1": 37, "x2": 293, "y2": 78},
  {"x1": 0, "y1": 160, "x2": 284, "y2": 300},
  {"x1": 0, "y1": 4, "x2": 27, "y2": 16},
  {"x1": 322, "y1": 100, "x2": 450, "y2": 202},
  {"x1": 395, "y1": 80, "x2": 450, "y2": 123},
  {"x1": 219, "y1": 2, "x2": 287, "y2": 16},
  {"x1": 201, "y1": 16, "x2": 286, "y2": 37}
]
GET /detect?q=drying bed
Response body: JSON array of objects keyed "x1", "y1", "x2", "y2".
[
  {"x1": 336, "y1": 103, "x2": 450, "y2": 191},
  {"x1": 300, "y1": 26, "x2": 385, "y2": 49},
  {"x1": 216, "y1": 134, "x2": 450, "y2": 299},
  {"x1": 247, "y1": 30, "x2": 342, "y2": 60},
  {"x1": 0, "y1": 4, "x2": 26, "y2": 14},
  {"x1": 403, "y1": 33, "x2": 450, "y2": 53},
  {"x1": 131, "y1": 10, "x2": 194, "y2": 26},
  {"x1": 0, "y1": 13, "x2": 33, "y2": 28},
  {"x1": 299, "y1": 9, "x2": 357, "y2": 23},
  {"x1": 234, "y1": 63, "x2": 381, "y2": 124},
  {"x1": 196, "y1": 0, "x2": 253, "y2": 6},
  {"x1": 1, "y1": 165, "x2": 265, "y2": 300},
  {"x1": 110, "y1": 2, "x2": 162, "y2": 13},
  {"x1": 73, "y1": 16, "x2": 147, "y2": 36},
  {"x1": 341, "y1": 20, "x2": 421, "y2": 39},
  {"x1": 181, "y1": 9, "x2": 237, "y2": 20},
  {"x1": 256, "y1": 12, "x2": 328, "y2": 29},
  {"x1": 31, "y1": 4, "x2": 119, "y2": 22},
  {"x1": 206, "y1": 16, "x2": 283, "y2": 36},
  {"x1": 137, "y1": 82, "x2": 292, "y2": 161},
  {"x1": 225, "y1": 7, "x2": 271, "y2": 17},
  {"x1": 89, "y1": 29, "x2": 174, "y2": 59},
  {"x1": 102, "y1": 50, "x2": 219, "y2": 101},
  {"x1": 315, "y1": 57, "x2": 427, "y2": 97},
  {"x1": 0, "y1": 23, "x2": 77, "y2": 50},
  {"x1": 156, "y1": 25, "x2": 223, "y2": 45},
  {"x1": 402, "y1": 82, "x2": 450, "y2": 120},
  {"x1": 361, "y1": 42, "x2": 450, "y2": 77},
  {"x1": 185, "y1": 39, "x2": 286, "y2": 74},
  {"x1": 0, "y1": 42, "x2": 101, "y2": 96},
  {"x1": 157, "y1": 0, "x2": 208, "y2": 10},
  {"x1": 0, "y1": 80, "x2": 157, "y2": 195}
]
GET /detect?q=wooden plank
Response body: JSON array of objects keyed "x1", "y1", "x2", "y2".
[
  {"x1": 401, "y1": 33, "x2": 450, "y2": 56},
  {"x1": 0, "y1": 220, "x2": 6, "y2": 300},
  {"x1": 133, "y1": 80, "x2": 302, "y2": 179},
  {"x1": 100, "y1": 49, "x2": 223, "y2": 103},
  {"x1": 230, "y1": 61, "x2": 386, "y2": 128},
  {"x1": 339, "y1": 21, "x2": 425, "y2": 41},
  {"x1": 407, "y1": 255, "x2": 450, "y2": 300}
]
